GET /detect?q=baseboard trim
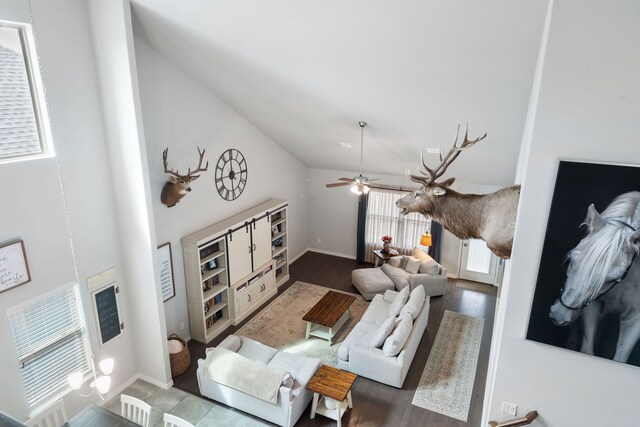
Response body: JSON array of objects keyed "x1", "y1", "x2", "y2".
[
  {"x1": 100, "y1": 372, "x2": 173, "y2": 404},
  {"x1": 306, "y1": 248, "x2": 356, "y2": 260},
  {"x1": 289, "y1": 248, "x2": 309, "y2": 264}
]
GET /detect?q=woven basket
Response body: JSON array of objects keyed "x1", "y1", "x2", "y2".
[{"x1": 168, "y1": 334, "x2": 190, "y2": 377}]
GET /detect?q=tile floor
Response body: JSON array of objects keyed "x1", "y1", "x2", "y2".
[{"x1": 103, "y1": 379, "x2": 272, "y2": 426}]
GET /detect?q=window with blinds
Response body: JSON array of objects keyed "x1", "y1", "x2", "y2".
[
  {"x1": 364, "y1": 187, "x2": 431, "y2": 263},
  {"x1": 0, "y1": 21, "x2": 53, "y2": 162},
  {"x1": 8, "y1": 284, "x2": 91, "y2": 408}
]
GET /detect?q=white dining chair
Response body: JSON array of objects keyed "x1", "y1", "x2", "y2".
[
  {"x1": 120, "y1": 394, "x2": 151, "y2": 427},
  {"x1": 25, "y1": 399, "x2": 68, "y2": 427},
  {"x1": 163, "y1": 413, "x2": 195, "y2": 427}
]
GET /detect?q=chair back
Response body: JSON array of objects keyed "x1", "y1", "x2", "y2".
[
  {"x1": 25, "y1": 400, "x2": 68, "y2": 427},
  {"x1": 120, "y1": 394, "x2": 151, "y2": 427},
  {"x1": 163, "y1": 413, "x2": 195, "y2": 427}
]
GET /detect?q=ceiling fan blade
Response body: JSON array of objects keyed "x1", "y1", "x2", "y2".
[
  {"x1": 338, "y1": 177, "x2": 353, "y2": 182},
  {"x1": 366, "y1": 178, "x2": 381, "y2": 182},
  {"x1": 326, "y1": 182, "x2": 353, "y2": 188}
]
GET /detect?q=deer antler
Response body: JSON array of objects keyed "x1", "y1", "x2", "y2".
[
  {"x1": 407, "y1": 124, "x2": 487, "y2": 186},
  {"x1": 163, "y1": 147, "x2": 209, "y2": 178},
  {"x1": 163, "y1": 147, "x2": 182, "y2": 178},
  {"x1": 186, "y1": 147, "x2": 208, "y2": 177}
]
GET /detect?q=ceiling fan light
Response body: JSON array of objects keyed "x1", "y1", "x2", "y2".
[
  {"x1": 351, "y1": 184, "x2": 362, "y2": 195},
  {"x1": 362, "y1": 184, "x2": 370, "y2": 194}
]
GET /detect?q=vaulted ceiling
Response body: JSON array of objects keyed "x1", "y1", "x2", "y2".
[{"x1": 130, "y1": 0, "x2": 548, "y2": 186}]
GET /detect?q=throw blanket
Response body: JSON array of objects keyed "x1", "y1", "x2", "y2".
[{"x1": 204, "y1": 347, "x2": 286, "y2": 404}]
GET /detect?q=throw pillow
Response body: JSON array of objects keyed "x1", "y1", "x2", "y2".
[
  {"x1": 282, "y1": 372, "x2": 294, "y2": 388},
  {"x1": 400, "y1": 285, "x2": 426, "y2": 319},
  {"x1": 382, "y1": 314, "x2": 413, "y2": 356},
  {"x1": 400, "y1": 255, "x2": 410, "y2": 269},
  {"x1": 220, "y1": 334, "x2": 242, "y2": 352},
  {"x1": 370, "y1": 316, "x2": 396, "y2": 348},
  {"x1": 388, "y1": 256, "x2": 402, "y2": 268},
  {"x1": 387, "y1": 285, "x2": 410, "y2": 317},
  {"x1": 405, "y1": 256, "x2": 422, "y2": 274},
  {"x1": 419, "y1": 259, "x2": 440, "y2": 275}
]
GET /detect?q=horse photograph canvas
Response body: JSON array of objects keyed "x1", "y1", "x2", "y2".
[{"x1": 527, "y1": 160, "x2": 640, "y2": 367}]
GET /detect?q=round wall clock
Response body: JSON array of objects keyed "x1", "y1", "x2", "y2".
[{"x1": 214, "y1": 148, "x2": 247, "y2": 201}]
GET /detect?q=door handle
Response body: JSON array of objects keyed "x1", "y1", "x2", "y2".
[
  {"x1": 248, "y1": 294, "x2": 252, "y2": 302},
  {"x1": 253, "y1": 243, "x2": 256, "y2": 251},
  {"x1": 463, "y1": 243, "x2": 468, "y2": 247}
]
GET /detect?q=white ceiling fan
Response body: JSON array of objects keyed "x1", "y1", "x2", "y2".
[{"x1": 325, "y1": 121, "x2": 380, "y2": 194}]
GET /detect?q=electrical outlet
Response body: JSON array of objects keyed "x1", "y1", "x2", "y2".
[
  {"x1": 317, "y1": 238, "x2": 322, "y2": 244},
  {"x1": 502, "y1": 401, "x2": 517, "y2": 416},
  {"x1": 180, "y1": 322, "x2": 185, "y2": 331}
]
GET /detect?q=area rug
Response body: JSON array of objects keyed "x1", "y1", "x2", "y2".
[
  {"x1": 411, "y1": 310, "x2": 484, "y2": 421},
  {"x1": 235, "y1": 281, "x2": 368, "y2": 365}
]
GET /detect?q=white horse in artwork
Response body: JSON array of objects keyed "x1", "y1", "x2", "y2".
[{"x1": 549, "y1": 191, "x2": 640, "y2": 362}]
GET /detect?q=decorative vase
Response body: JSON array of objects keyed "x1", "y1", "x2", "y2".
[
  {"x1": 324, "y1": 397, "x2": 338, "y2": 410},
  {"x1": 382, "y1": 242, "x2": 390, "y2": 253}
]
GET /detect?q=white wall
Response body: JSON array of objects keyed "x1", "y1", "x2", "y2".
[
  {"x1": 133, "y1": 37, "x2": 309, "y2": 338},
  {"x1": 307, "y1": 168, "x2": 499, "y2": 275},
  {"x1": 487, "y1": 0, "x2": 640, "y2": 425},
  {"x1": 0, "y1": 0, "x2": 138, "y2": 420}
]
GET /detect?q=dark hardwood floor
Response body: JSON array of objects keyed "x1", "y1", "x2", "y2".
[{"x1": 172, "y1": 251, "x2": 497, "y2": 426}]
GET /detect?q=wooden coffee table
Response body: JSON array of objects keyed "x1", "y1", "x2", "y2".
[
  {"x1": 307, "y1": 365, "x2": 357, "y2": 427},
  {"x1": 302, "y1": 290, "x2": 356, "y2": 345}
]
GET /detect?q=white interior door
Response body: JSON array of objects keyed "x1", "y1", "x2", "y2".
[{"x1": 459, "y1": 239, "x2": 499, "y2": 285}]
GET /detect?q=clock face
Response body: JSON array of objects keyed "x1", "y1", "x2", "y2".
[{"x1": 215, "y1": 149, "x2": 247, "y2": 201}]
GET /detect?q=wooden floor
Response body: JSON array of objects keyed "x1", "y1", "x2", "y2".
[{"x1": 173, "y1": 251, "x2": 497, "y2": 426}]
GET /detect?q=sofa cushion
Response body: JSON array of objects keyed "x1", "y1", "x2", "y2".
[
  {"x1": 218, "y1": 335, "x2": 242, "y2": 352},
  {"x1": 337, "y1": 321, "x2": 378, "y2": 361},
  {"x1": 419, "y1": 259, "x2": 440, "y2": 275},
  {"x1": 352, "y1": 268, "x2": 395, "y2": 300},
  {"x1": 268, "y1": 351, "x2": 311, "y2": 378},
  {"x1": 361, "y1": 294, "x2": 392, "y2": 325},
  {"x1": 405, "y1": 257, "x2": 422, "y2": 274},
  {"x1": 388, "y1": 286, "x2": 410, "y2": 317},
  {"x1": 370, "y1": 316, "x2": 396, "y2": 348},
  {"x1": 413, "y1": 247, "x2": 431, "y2": 260},
  {"x1": 400, "y1": 285, "x2": 426, "y2": 319},
  {"x1": 237, "y1": 337, "x2": 278, "y2": 364},
  {"x1": 381, "y1": 263, "x2": 411, "y2": 291},
  {"x1": 400, "y1": 256, "x2": 410, "y2": 269},
  {"x1": 382, "y1": 314, "x2": 413, "y2": 356},
  {"x1": 388, "y1": 256, "x2": 402, "y2": 268}
]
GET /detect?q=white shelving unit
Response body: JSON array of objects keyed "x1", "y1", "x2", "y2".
[
  {"x1": 270, "y1": 207, "x2": 289, "y2": 287},
  {"x1": 182, "y1": 236, "x2": 230, "y2": 343},
  {"x1": 182, "y1": 199, "x2": 288, "y2": 343}
]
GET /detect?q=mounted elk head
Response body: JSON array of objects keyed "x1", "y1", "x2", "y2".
[
  {"x1": 396, "y1": 125, "x2": 520, "y2": 259},
  {"x1": 161, "y1": 147, "x2": 208, "y2": 208}
]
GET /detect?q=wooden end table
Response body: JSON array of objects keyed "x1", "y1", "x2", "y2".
[
  {"x1": 372, "y1": 249, "x2": 399, "y2": 267},
  {"x1": 307, "y1": 365, "x2": 357, "y2": 427},
  {"x1": 302, "y1": 291, "x2": 356, "y2": 345}
]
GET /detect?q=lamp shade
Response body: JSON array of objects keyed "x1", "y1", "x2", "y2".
[
  {"x1": 94, "y1": 376, "x2": 111, "y2": 395},
  {"x1": 67, "y1": 371, "x2": 84, "y2": 390},
  {"x1": 99, "y1": 358, "x2": 114, "y2": 375},
  {"x1": 420, "y1": 233, "x2": 432, "y2": 247}
]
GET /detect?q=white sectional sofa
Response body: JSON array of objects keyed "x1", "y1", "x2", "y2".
[
  {"x1": 197, "y1": 335, "x2": 322, "y2": 427},
  {"x1": 337, "y1": 285, "x2": 430, "y2": 388},
  {"x1": 352, "y1": 247, "x2": 447, "y2": 300}
]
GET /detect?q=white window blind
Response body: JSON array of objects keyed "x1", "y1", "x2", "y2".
[
  {"x1": 364, "y1": 188, "x2": 431, "y2": 263},
  {"x1": 8, "y1": 284, "x2": 91, "y2": 407}
]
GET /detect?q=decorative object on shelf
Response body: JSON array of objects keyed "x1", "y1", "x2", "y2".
[
  {"x1": 527, "y1": 161, "x2": 640, "y2": 368},
  {"x1": 397, "y1": 124, "x2": 520, "y2": 259},
  {"x1": 207, "y1": 258, "x2": 218, "y2": 270},
  {"x1": 161, "y1": 147, "x2": 209, "y2": 207},
  {"x1": 381, "y1": 235, "x2": 393, "y2": 254},
  {"x1": 0, "y1": 239, "x2": 31, "y2": 293},
  {"x1": 420, "y1": 232, "x2": 432, "y2": 247},
  {"x1": 67, "y1": 356, "x2": 114, "y2": 400},
  {"x1": 168, "y1": 334, "x2": 190, "y2": 377},
  {"x1": 157, "y1": 242, "x2": 176, "y2": 302},
  {"x1": 325, "y1": 121, "x2": 380, "y2": 194},
  {"x1": 215, "y1": 148, "x2": 247, "y2": 201}
]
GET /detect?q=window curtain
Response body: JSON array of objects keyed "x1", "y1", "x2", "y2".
[
  {"x1": 430, "y1": 221, "x2": 443, "y2": 263},
  {"x1": 363, "y1": 188, "x2": 432, "y2": 264},
  {"x1": 356, "y1": 193, "x2": 369, "y2": 263}
]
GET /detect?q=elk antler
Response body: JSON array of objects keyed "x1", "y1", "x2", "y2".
[
  {"x1": 162, "y1": 147, "x2": 209, "y2": 178},
  {"x1": 407, "y1": 124, "x2": 487, "y2": 186}
]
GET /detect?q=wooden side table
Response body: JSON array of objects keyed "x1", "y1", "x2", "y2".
[
  {"x1": 307, "y1": 365, "x2": 357, "y2": 427},
  {"x1": 372, "y1": 249, "x2": 399, "y2": 267}
]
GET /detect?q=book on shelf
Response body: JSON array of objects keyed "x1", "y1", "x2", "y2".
[{"x1": 214, "y1": 293, "x2": 222, "y2": 304}]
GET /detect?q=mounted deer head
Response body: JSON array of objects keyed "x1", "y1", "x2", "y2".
[
  {"x1": 396, "y1": 125, "x2": 520, "y2": 258},
  {"x1": 161, "y1": 147, "x2": 208, "y2": 208}
]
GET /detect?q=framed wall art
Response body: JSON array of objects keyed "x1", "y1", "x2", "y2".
[
  {"x1": 527, "y1": 160, "x2": 640, "y2": 367},
  {"x1": 157, "y1": 242, "x2": 176, "y2": 302},
  {"x1": 0, "y1": 240, "x2": 31, "y2": 293}
]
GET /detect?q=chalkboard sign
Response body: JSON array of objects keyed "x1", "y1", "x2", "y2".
[{"x1": 92, "y1": 282, "x2": 123, "y2": 346}]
